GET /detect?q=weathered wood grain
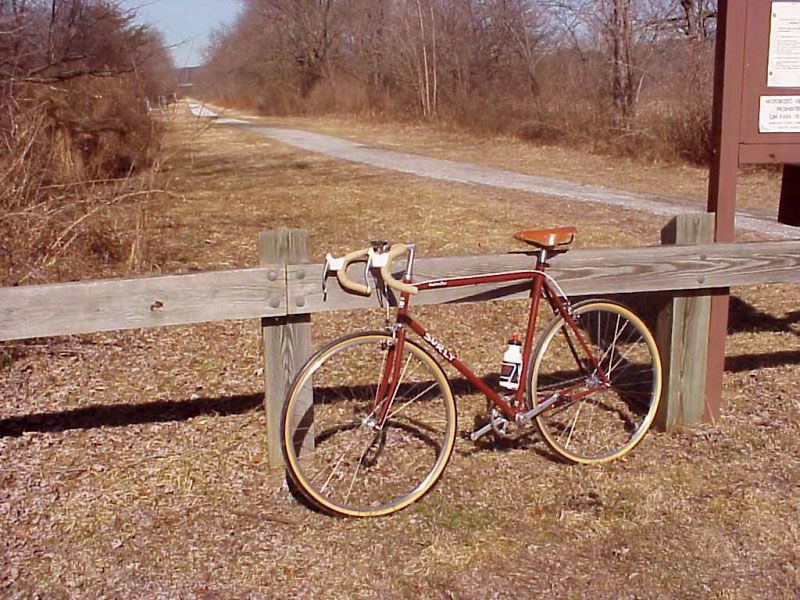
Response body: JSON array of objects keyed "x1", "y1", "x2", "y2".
[
  {"x1": 655, "y1": 214, "x2": 715, "y2": 431},
  {"x1": 0, "y1": 266, "x2": 286, "y2": 341},
  {"x1": 2, "y1": 239, "x2": 798, "y2": 341},
  {"x1": 260, "y1": 230, "x2": 312, "y2": 468},
  {"x1": 286, "y1": 240, "x2": 800, "y2": 315}
]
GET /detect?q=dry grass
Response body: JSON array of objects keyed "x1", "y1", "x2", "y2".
[
  {"x1": 1, "y1": 106, "x2": 798, "y2": 599},
  {"x1": 211, "y1": 108, "x2": 784, "y2": 218},
  {"x1": 0, "y1": 80, "x2": 166, "y2": 286}
]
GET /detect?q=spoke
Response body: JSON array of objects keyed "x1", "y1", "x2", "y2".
[
  {"x1": 318, "y1": 427, "x2": 370, "y2": 494},
  {"x1": 590, "y1": 318, "x2": 649, "y2": 389},
  {"x1": 393, "y1": 353, "x2": 414, "y2": 397},
  {"x1": 386, "y1": 381, "x2": 439, "y2": 421},
  {"x1": 294, "y1": 431, "x2": 373, "y2": 485},
  {"x1": 607, "y1": 334, "x2": 645, "y2": 377},
  {"x1": 594, "y1": 316, "x2": 630, "y2": 375},
  {"x1": 534, "y1": 307, "x2": 659, "y2": 463},
  {"x1": 538, "y1": 374, "x2": 584, "y2": 393},
  {"x1": 284, "y1": 334, "x2": 458, "y2": 516},
  {"x1": 345, "y1": 432, "x2": 380, "y2": 505},
  {"x1": 373, "y1": 344, "x2": 389, "y2": 404},
  {"x1": 383, "y1": 353, "x2": 419, "y2": 415},
  {"x1": 584, "y1": 397, "x2": 596, "y2": 448},
  {"x1": 544, "y1": 397, "x2": 581, "y2": 418},
  {"x1": 612, "y1": 381, "x2": 654, "y2": 389},
  {"x1": 560, "y1": 401, "x2": 583, "y2": 449},
  {"x1": 596, "y1": 312, "x2": 602, "y2": 372},
  {"x1": 286, "y1": 444, "x2": 331, "y2": 463},
  {"x1": 320, "y1": 385, "x2": 351, "y2": 406},
  {"x1": 607, "y1": 314, "x2": 621, "y2": 378}
]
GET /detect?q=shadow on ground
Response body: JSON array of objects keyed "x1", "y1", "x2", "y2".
[
  {"x1": 725, "y1": 349, "x2": 800, "y2": 373},
  {"x1": 0, "y1": 374, "x2": 491, "y2": 438},
  {"x1": 597, "y1": 292, "x2": 799, "y2": 336},
  {"x1": 727, "y1": 295, "x2": 800, "y2": 334},
  {"x1": 0, "y1": 393, "x2": 263, "y2": 437},
  {"x1": 3, "y1": 292, "x2": 799, "y2": 439}
]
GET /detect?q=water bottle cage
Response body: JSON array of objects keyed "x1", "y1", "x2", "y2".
[{"x1": 499, "y1": 361, "x2": 521, "y2": 389}]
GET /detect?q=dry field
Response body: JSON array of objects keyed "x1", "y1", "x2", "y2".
[
  {"x1": 211, "y1": 108, "x2": 785, "y2": 217},
  {"x1": 1, "y1": 107, "x2": 798, "y2": 599}
]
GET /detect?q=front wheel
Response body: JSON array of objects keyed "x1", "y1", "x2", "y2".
[
  {"x1": 528, "y1": 300, "x2": 662, "y2": 464},
  {"x1": 281, "y1": 332, "x2": 457, "y2": 517}
]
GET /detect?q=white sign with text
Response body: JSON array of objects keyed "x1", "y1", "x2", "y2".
[
  {"x1": 768, "y1": 2, "x2": 800, "y2": 87},
  {"x1": 759, "y1": 95, "x2": 800, "y2": 132}
]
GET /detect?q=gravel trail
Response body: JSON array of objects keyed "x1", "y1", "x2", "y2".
[{"x1": 188, "y1": 103, "x2": 799, "y2": 239}]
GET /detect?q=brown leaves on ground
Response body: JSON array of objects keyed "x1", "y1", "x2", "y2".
[{"x1": 1, "y1": 107, "x2": 798, "y2": 599}]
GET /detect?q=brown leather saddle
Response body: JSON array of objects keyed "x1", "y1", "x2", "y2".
[{"x1": 514, "y1": 226, "x2": 577, "y2": 250}]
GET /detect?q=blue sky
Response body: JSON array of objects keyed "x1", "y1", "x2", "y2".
[{"x1": 120, "y1": 0, "x2": 243, "y2": 67}]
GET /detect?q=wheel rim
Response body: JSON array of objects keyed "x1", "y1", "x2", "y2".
[
  {"x1": 283, "y1": 334, "x2": 456, "y2": 516},
  {"x1": 532, "y1": 303, "x2": 661, "y2": 463}
]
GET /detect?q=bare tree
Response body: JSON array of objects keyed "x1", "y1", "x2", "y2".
[
  {"x1": 242, "y1": 0, "x2": 346, "y2": 98},
  {"x1": 342, "y1": 0, "x2": 391, "y2": 99},
  {"x1": 677, "y1": 0, "x2": 716, "y2": 40},
  {"x1": 198, "y1": 0, "x2": 717, "y2": 161},
  {"x1": 392, "y1": 0, "x2": 439, "y2": 118},
  {"x1": 490, "y1": 0, "x2": 552, "y2": 96},
  {"x1": 609, "y1": 0, "x2": 635, "y2": 121},
  {"x1": 552, "y1": 0, "x2": 671, "y2": 125}
]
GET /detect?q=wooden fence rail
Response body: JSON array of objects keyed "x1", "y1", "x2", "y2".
[
  {"x1": 0, "y1": 265, "x2": 286, "y2": 341},
  {"x1": 2, "y1": 216, "x2": 799, "y2": 466},
  {"x1": 290, "y1": 238, "x2": 800, "y2": 315},
  {"x1": 3, "y1": 239, "x2": 798, "y2": 341}
]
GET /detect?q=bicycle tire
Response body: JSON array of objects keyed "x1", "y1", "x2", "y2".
[
  {"x1": 281, "y1": 331, "x2": 457, "y2": 517},
  {"x1": 528, "y1": 300, "x2": 662, "y2": 464}
]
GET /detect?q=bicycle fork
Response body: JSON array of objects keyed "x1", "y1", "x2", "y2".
[{"x1": 370, "y1": 326, "x2": 407, "y2": 430}]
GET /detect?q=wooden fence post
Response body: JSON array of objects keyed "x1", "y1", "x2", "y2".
[
  {"x1": 259, "y1": 229, "x2": 311, "y2": 468},
  {"x1": 655, "y1": 213, "x2": 715, "y2": 431}
]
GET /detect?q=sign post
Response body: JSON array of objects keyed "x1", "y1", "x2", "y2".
[{"x1": 706, "y1": 0, "x2": 800, "y2": 420}]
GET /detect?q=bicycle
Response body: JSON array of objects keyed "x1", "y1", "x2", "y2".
[{"x1": 280, "y1": 227, "x2": 662, "y2": 517}]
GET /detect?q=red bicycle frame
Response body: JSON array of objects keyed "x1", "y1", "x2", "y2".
[{"x1": 374, "y1": 250, "x2": 609, "y2": 424}]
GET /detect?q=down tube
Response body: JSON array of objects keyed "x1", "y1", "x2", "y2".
[{"x1": 399, "y1": 315, "x2": 517, "y2": 419}]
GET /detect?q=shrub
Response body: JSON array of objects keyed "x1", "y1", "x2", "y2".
[{"x1": 0, "y1": 1, "x2": 173, "y2": 286}]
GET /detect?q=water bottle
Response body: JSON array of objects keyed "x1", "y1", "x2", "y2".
[{"x1": 499, "y1": 334, "x2": 523, "y2": 390}]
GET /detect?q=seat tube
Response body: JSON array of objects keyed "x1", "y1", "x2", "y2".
[{"x1": 514, "y1": 251, "x2": 547, "y2": 406}]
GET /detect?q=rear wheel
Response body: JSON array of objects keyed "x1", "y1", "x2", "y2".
[
  {"x1": 528, "y1": 301, "x2": 662, "y2": 464},
  {"x1": 281, "y1": 332, "x2": 457, "y2": 517}
]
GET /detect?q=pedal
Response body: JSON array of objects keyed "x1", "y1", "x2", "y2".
[{"x1": 469, "y1": 421, "x2": 494, "y2": 442}]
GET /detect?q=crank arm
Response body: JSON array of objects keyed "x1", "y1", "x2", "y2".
[
  {"x1": 515, "y1": 391, "x2": 570, "y2": 425},
  {"x1": 469, "y1": 415, "x2": 507, "y2": 442}
]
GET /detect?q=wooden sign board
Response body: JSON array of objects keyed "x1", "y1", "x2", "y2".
[
  {"x1": 705, "y1": 0, "x2": 800, "y2": 421},
  {"x1": 739, "y1": 1, "x2": 800, "y2": 166}
]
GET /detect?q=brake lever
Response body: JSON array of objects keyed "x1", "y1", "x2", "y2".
[
  {"x1": 363, "y1": 253, "x2": 374, "y2": 297},
  {"x1": 322, "y1": 253, "x2": 345, "y2": 301},
  {"x1": 322, "y1": 261, "x2": 330, "y2": 300}
]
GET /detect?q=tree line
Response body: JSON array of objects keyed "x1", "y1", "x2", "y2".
[{"x1": 198, "y1": 0, "x2": 717, "y2": 163}]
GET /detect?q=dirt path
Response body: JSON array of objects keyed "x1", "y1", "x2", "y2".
[{"x1": 189, "y1": 104, "x2": 798, "y2": 240}]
